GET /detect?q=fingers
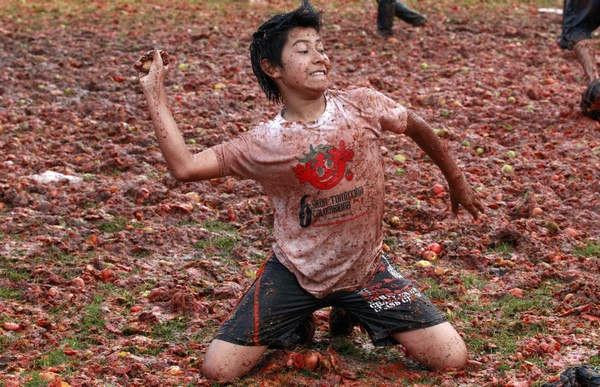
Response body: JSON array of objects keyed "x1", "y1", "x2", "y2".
[
  {"x1": 153, "y1": 49, "x2": 164, "y2": 66},
  {"x1": 451, "y1": 200, "x2": 459, "y2": 215},
  {"x1": 466, "y1": 204, "x2": 480, "y2": 220},
  {"x1": 474, "y1": 198, "x2": 486, "y2": 215},
  {"x1": 138, "y1": 50, "x2": 167, "y2": 80},
  {"x1": 451, "y1": 193, "x2": 485, "y2": 220}
]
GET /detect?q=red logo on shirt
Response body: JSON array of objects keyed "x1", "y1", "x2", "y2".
[{"x1": 292, "y1": 141, "x2": 354, "y2": 190}]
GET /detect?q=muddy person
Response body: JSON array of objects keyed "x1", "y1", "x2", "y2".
[
  {"x1": 557, "y1": 0, "x2": 600, "y2": 121},
  {"x1": 138, "y1": 1, "x2": 485, "y2": 382}
]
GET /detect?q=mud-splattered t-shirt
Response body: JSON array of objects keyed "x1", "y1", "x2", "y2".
[{"x1": 213, "y1": 87, "x2": 407, "y2": 298}]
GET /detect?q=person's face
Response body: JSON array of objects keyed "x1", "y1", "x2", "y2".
[{"x1": 266, "y1": 27, "x2": 331, "y2": 98}]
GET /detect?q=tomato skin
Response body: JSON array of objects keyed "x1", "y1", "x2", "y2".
[
  {"x1": 432, "y1": 184, "x2": 445, "y2": 196},
  {"x1": 428, "y1": 243, "x2": 443, "y2": 254},
  {"x1": 422, "y1": 250, "x2": 438, "y2": 261}
]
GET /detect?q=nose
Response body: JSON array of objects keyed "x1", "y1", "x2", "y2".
[{"x1": 312, "y1": 49, "x2": 327, "y2": 63}]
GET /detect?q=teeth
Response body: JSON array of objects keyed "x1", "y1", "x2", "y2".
[{"x1": 312, "y1": 71, "x2": 325, "y2": 75}]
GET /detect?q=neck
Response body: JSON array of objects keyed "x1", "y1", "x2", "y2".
[{"x1": 281, "y1": 94, "x2": 327, "y2": 122}]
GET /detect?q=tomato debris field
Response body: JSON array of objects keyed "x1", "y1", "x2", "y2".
[{"x1": 0, "y1": 0, "x2": 599, "y2": 386}]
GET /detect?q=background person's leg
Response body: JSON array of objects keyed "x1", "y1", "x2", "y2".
[
  {"x1": 394, "y1": 1, "x2": 426, "y2": 27},
  {"x1": 377, "y1": 0, "x2": 395, "y2": 37},
  {"x1": 573, "y1": 39, "x2": 599, "y2": 83}
]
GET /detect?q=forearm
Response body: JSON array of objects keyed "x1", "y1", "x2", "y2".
[
  {"x1": 145, "y1": 91, "x2": 195, "y2": 180},
  {"x1": 403, "y1": 110, "x2": 484, "y2": 218},
  {"x1": 405, "y1": 111, "x2": 463, "y2": 183}
]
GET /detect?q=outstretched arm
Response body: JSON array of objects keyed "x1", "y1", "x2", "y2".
[
  {"x1": 139, "y1": 50, "x2": 220, "y2": 182},
  {"x1": 403, "y1": 110, "x2": 485, "y2": 219}
]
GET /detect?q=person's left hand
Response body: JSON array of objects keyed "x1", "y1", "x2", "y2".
[{"x1": 447, "y1": 175, "x2": 485, "y2": 220}]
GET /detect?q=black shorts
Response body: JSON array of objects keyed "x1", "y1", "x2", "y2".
[
  {"x1": 558, "y1": 0, "x2": 600, "y2": 49},
  {"x1": 215, "y1": 254, "x2": 447, "y2": 348}
]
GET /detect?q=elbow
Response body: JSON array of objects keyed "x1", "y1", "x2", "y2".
[
  {"x1": 168, "y1": 166, "x2": 197, "y2": 182},
  {"x1": 168, "y1": 164, "x2": 215, "y2": 182},
  {"x1": 165, "y1": 150, "x2": 218, "y2": 182}
]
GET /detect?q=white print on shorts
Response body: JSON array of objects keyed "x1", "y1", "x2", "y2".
[
  {"x1": 360, "y1": 287, "x2": 422, "y2": 313},
  {"x1": 356, "y1": 256, "x2": 424, "y2": 313}
]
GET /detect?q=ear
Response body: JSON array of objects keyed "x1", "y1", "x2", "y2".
[{"x1": 261, "y1": 59, "x2": 281, "y2": 79}]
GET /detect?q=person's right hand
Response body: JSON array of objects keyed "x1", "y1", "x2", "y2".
[{"x1": 139, "y1": 50, "x2": 170, "y2": 98}]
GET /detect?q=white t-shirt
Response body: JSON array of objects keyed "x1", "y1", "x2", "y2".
[{"x1": 213, "y1": 87, "x2": 408, "y2": 298}]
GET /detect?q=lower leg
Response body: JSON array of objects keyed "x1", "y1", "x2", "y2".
[
  {"x1": 377, "y1": 0, "x2": 395, "y2": 36},
  {"x1": 392, "y1": 322, "x2": 468, "y2": 370},
  {"x1": 394, "y1": 1, "x2": 427, "y2": 26},
  {"x1": 574, "y1": 39, "x2": 599, "y2": 83},
  {"x1": 201, "y1": 339, "x2": 268, "y2": 382}
]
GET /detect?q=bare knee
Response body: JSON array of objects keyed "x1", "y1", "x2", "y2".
[
  {"x1": 431, "y1": 338, "x2": 468, "y2": 370},
  {"x1": 201, "y1": 358, "x2": 239, "y2": 382},
  {"x1": 393, "y1": 322, "x2": 468, "y2": 370},
  {"x1": 409, "y1": 336, "x2": 467, "y2": 370},
  {"x1": 201, "y1": 339, "x2": 267, "y2": 382}
]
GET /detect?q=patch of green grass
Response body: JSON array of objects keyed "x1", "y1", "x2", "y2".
[
  {"x1": 465, "y1": 294, "x2": 553, "y2": 354},
  {"x1": 424, "y1": 275, "x2": 560, "y2": 366},
  {"x1": 212, "y1": 235, "x2": 237, "y2": 254},
  {"x1": 97, "y1": 217, "x2": 129, "y2": 233},
  {"x1": 0, "y1": 335, "x2": 14, "y2": 353},
  {"x1": 0, "y1": 266, "x2": 29, "y2": 282},
  {"x1": 489, "y1": 241, "x2": 515, "y2": 256},
  {"x1": 33, "y1": 349, "x2": 70, "y2": 368},
  {"x1": 62, "y1": 338, "x2": 87, "y2": 350},
  {"x1": 190, "y1": 319, "x2": 220, "y2": 344},
  {"x1": 329, "y1": 337, "x2": 368, "y2": 359},
  {"x1": 99, "y1": 282, "x2": 137, "y2": 310},
  {"x1": 22, "y1": 372, "x2": 47, "y2": 387},
  {"x1": 79, "y1": 294, "x2": 106, "y2": 332},
  {"x1": 44, "y1": 247, "x2": 80, "y2": 272},
  {"x1": 195, "y1": 219, "x2": 240, "y2": 257},
  {"x1": 574, "y1": 241, "x2": 600, "y2": 258},
  {"x1": 0, "y1": 287, "x2": 22, "y2": 300},
  {"x1": 178, "y1": 219, "x2": 200, "y2": 227},
  {"x1": 149, "y1": 316, "x2": 190, "y2": 342},
  {"x1": 462, "y1": 273, "x2": 489, "y2": 288},
  {"x1": 202, "y1": 219, "x2": 238, "y2": 233},
  {"x1": 384, "y1": 237, "x2": 398, "y2": 249}
]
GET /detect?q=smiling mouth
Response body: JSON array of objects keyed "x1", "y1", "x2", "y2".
[{"x1": 311, "y1": 71, "x2": 326, "y2": 76}]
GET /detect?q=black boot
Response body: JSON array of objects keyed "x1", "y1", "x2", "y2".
[
  {"x1": 394, "y1": 1, "x2": 427, "y2": 27},
  {"x1": 291, "y1": 314, "x2": 316, "y2": 346},
  {"x1": 329, "y1": 307, "x2": 358, "y2": 337},
  {"x1": 377, "y1": 0, "x2": 395, "y2": 37},
  {"x1": 581, "y1": 79, "x2": 600, "y2": 121}
]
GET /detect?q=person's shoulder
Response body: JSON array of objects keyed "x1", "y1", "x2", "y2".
[
  {"x1": 334, "y1": 86, "x2": 379, "y2": 97},
  {"x1": 239, "y1": 112, "x2": 286, "y2": 141},
  {"x1": 328, "y1": 86, "x2": 383, "y2": 103}
]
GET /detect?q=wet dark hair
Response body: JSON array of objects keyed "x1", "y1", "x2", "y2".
[{"x1": 250, "y1": 0, "x2": 323, "y2": 104}]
